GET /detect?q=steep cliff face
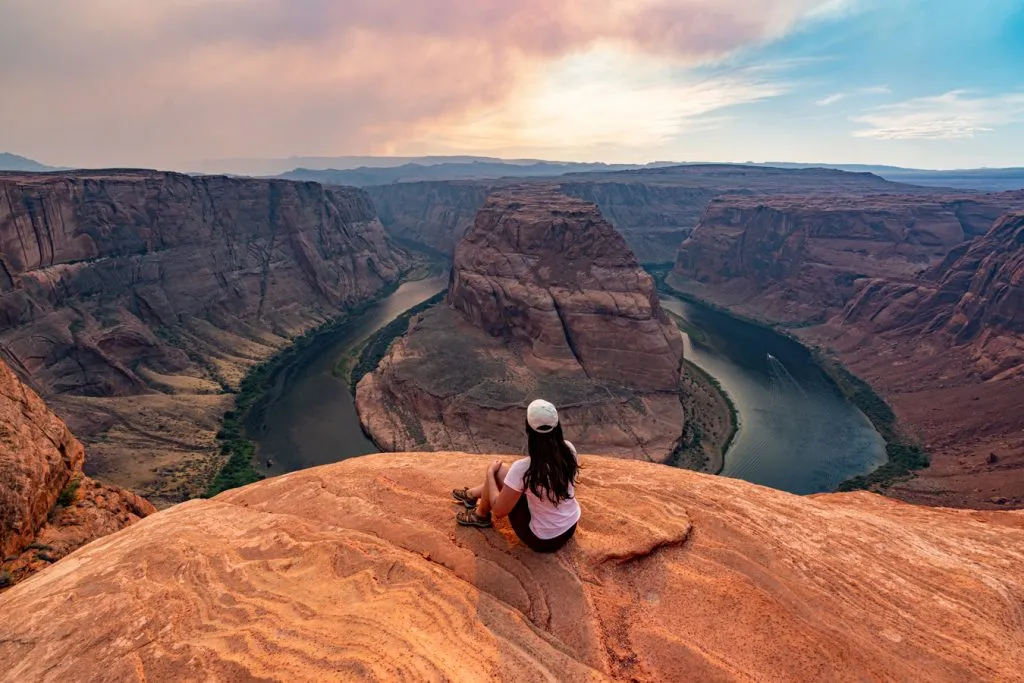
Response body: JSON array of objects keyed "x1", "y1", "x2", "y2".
[
  {"x1": 1, "y1": 452, "x2": 1021, "y2": 681},
  {"x1": 556, "y1": 181, "x2": 717, "y2": 263},
  {"x1": 841, "y1": 212, "x2": 1024, "y2": 370},
  {"x1": 448, "y1": 190, "x2": 682, "y2": 390},
  {"x1": 0, "y1": 357, "x2": 153, "y2": 588},
  {"x1": 672, "y1": 192, "x2": 1024, "y2": 324},
  {"x1": 0, "y1": 170, "x2": 404, "y2": 503},
  {"x1": 366, "y1": 181, "x2": 492, "y2": 255},
  {"x1": 358, "y1": 189, "x2": 686, "y2": 461}
]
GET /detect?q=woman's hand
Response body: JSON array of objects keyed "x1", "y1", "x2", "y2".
[{"x1": 487, "y1": 458, "x2": 502, "y2": 474}]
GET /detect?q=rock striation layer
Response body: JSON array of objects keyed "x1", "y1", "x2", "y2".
[
  {"x1": 447, "y1": 190, "x2": 683, "y2": 391},
  {"x1": 0, "y1": 357, "x2": 153, "y2": 588},
  {"x1": 358, "y1": 189, "x2": 686, "y2": 461},
  {"x1": 1, "y1": 452, "x2": 1022, "y2": 681},
  {"x1": 673, "y1": 192, "x2": 1024, "y2": 324},
  {"x1": 0, "y1": 170, "x2": 404, "y2": 503}
]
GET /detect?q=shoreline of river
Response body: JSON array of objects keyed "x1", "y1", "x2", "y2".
[
  {"x1": 203, "y1": 264, "x2": 444, "y2": 496},
  {"x1": 676, "y1": 357, "x2": 738, "y2": 475},
  {"x1": 650, "y1": 267, "x2": 925, "y2": 493}
]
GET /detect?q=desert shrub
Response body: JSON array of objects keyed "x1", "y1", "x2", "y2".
[{"x1": 57, "y1": 478, "x2": 81, "y2": 507}]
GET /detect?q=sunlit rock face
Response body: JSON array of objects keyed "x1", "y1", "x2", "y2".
[{"x1": 1, "y1": 452, "x2": 1022, "y2": 680}]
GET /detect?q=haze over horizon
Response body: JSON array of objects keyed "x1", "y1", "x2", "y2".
[{"x1": 2, "y1": 0, "x2": 1022, "y2": 171}]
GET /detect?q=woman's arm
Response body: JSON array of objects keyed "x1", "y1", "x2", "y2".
[{"x1": 486, "y1": 459, "x2": 522, "y2": 518}]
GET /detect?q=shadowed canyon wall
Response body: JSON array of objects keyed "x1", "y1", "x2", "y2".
[{"x1": 0, "y1": 170, "x2": 405, "y2": 504}]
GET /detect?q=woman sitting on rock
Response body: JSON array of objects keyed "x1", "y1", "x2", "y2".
[{"x1": 453, "y1": 399, "x2": 580, "y2": 553}]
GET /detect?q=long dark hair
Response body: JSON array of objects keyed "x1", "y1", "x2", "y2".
[{"x1": 523, "y1": 421, "x2": 578, "y2": 504}]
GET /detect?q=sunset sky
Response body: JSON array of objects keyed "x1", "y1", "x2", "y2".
[{"x1": 1, "y1": 0, "x2": 1022, "y2": 170}]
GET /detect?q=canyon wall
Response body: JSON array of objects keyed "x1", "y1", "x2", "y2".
[
  {"x1": 673, "y1": 192, "x2": 1024, "y2": 324},
  {"x1": 366, "y1": 180, "x2": 491, "y2": 255},
  {"x1": 358, "y1": 188, "x2": 686, "y2": 461},
  {"x1": 366, "y1": 164, "x2": 931, "y2": 264},
  {"x1": 0, "y1": 170, "x2": 405, "y2": 504},
  {"x1": 669, "y1": 190, "x2": 1024, "y2": 508},
  {"x1": 808, "y1": 212, "x2": 1024, "y2": 507},
  {"x1": 0, "y1": 357, "x2": 153, "y2": 589},
  {"x1": 1, "y1": 451, "x2": 1021, "y2": 680}
]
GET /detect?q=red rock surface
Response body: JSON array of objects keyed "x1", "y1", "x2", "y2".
[
  {"x1": 0, "y1": 357, "x2": 153, "y2": 589},
  {"x1": 358, "y1": 189, "x2": 686, "y2": 462},
  {"x1": 0, "y1": 170, "x2": 404, "y2": 503},
  {"x1": 1, "y1": 452, "x2": 1021, "y2": 681},
  {"x1": 673, "y1": 192, "x2": 1024, "y2": 324}
]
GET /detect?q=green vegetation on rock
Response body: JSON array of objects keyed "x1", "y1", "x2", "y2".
[
  {"x1": 57, "y1": 477, "x2": 81, "y2": 507},
  {"x1": 819, "y1": 357, "x2": 930, "y2": 491},
  {"x1": 349, "y1": 290, "x2": 448, "y2": 393},
  {"x1": 206, "y1": 279, "x2": 407, "y2": 497}
]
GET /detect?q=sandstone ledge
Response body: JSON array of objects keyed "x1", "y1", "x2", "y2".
[{"x1": 1, "y1": 452, "x2": 1022, "y2": 681}]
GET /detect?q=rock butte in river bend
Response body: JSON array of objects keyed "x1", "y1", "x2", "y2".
[
  {"x1": 357, "y1": 188, "x2": 686, "y2": 461},
  {"x1": 0, "y1": 357, "x2": 154, "y2": 589},
  {"x1": 0, "y1": 170, "x2": 404, "y2": 504},
  {"x1": 1, "y1": 452, "x2": 1022, "y2": 681}
]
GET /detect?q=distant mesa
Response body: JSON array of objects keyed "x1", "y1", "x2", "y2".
[
  {"x1": 356, "y1": 187, "x2": 687, "y2": 462},
  {"x1": 365, "y1": 162, "x2": 949, "y2": 264},
  {"x1": 0, "y1": 152, "x2": 60, "y2": 173}
]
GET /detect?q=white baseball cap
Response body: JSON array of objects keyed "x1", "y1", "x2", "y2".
[{"x1": 526, "y1": 399, "x2": 559, "y2": 432}]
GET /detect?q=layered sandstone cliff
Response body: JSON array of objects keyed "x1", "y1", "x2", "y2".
[
  {"x1": 1, "y1": 451, "x2": 1021, "y2": 680},
  {"x1": 672, "y1": 192, "x2": 1024, "y2": 324},
  {"x1": 0, "y1": 357, "x2": 153, "y2": 589},
  {"x1": 0, "y1": 171, "x2": 404, "y2": 503},
  {"x1": 366, "y1": 165, "x2": 930, "y2": 264},
  {"x1": 358, "y1": 189, "x2": 686, "y2": 461}
]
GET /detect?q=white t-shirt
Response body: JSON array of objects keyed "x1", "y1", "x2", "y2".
[{"x1": 503, "y1": 441, "x2": 581, "y2": 540}]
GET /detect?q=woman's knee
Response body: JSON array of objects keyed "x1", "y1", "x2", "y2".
[{"x1": 493, "y1": 464, "x2": 509, "y2": 490}]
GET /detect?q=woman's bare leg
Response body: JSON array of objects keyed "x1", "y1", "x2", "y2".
[
  {"x1": 476, "y1": 464, "x2": 509, "y2": 517},
  {"x1": 467, "y1": 463, "x2": 508, "y2": 499}
]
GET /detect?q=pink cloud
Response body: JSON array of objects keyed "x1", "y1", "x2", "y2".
[{"x1": 0, "y1": 0, "x2": 833, "y2": 167}]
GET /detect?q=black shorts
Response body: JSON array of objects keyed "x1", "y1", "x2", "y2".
[{"x1": 508, "y1": 496, "x2": 577, "y2": 553}]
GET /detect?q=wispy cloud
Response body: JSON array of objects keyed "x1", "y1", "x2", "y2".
[
  {"x1": 816, "y1": 85, "x2": 889, "y2": 106},
  {"x1": 0, "y1": 0, "x2": 845, "y2": 167},
  {"x1": 853, "y1": 90, "x2": 1024, "y2": 139},
  {"x1": 419, "y1": 51, "x2": 796, "y2": 157},
  {"x1": 817, "y1": 93, "x2": 847, "y2": 106}
]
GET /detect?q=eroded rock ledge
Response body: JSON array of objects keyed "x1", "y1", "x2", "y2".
[
  {"x1": 0, "y1": 358, "x2": 154, "y2": 589},
  {"x1": 1, "y1": 452, "x2": 1021, "y2": 681}
]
